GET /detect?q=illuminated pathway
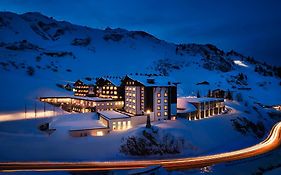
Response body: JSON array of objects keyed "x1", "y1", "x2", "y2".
[{"x1": 1, "y1": 121, "x2": 281, "y2": 172}]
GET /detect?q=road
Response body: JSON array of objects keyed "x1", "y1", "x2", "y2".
[{"x1": 1, "y1": 121, "x2": 281, "y2": 172}]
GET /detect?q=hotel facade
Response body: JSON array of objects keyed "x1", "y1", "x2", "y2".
[{"x1": 123, "y1": 75, "x2": 177, "y2": 120}]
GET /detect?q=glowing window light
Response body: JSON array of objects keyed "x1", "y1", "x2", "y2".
[
  {"x1": 122, "y1": 121, "x2": 126, "y2": 129},
  {"x1": 118, "y1": 122, "x2": 121, "y2": 130},
  {"x1": 127, "y1": 121, "x2": 131, "y2": 128},
  {"x1": 96, "y1": 131, "x2": 103, "y2": 136}
]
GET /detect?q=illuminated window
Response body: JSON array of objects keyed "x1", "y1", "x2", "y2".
[
  {"x1": 132, "y1": 87, "x2": 136, "y2": 91},
  {"x1": 114, "y1": 87, "x2": 117, "y2": 90},
  {"x1": 157, "y1": 93, "x2": 161, "y2": 97},
  {"x1": 157, "y1": 99, "x2": 161, "y2": 104},
  {"x1": 114, "y1": 91, "x2": 117, "y2": 95},
  {"x1": 164, "y1": 99, "x2": 168, "y2": 103},
  {"x1": 110, "y1": 86, "x2": 113, "y2": 90},
  {"x1": 164, "y1": 105, "x2": 168, "y2": 110},
  {"x1": 164, "y1": 112, "x2": 168, "y2": 116},
  {"x1": 127, "y1": 121, "x2": 131, "y2": 127},
  {"x1": 157, "y1": 112, "x2": 161, "y2": 116},
  {"x1": 106, "y1": 86, "x2": 109, "y2": 90},
  {"x1": 96, "y1": 131, "x2": 103, "y2": 136},
  {"x1": 157, "y1": 106, "x2": 161, "y2": 110},
  {"x1": 132, "y1": 94, "x2": 135, "y2": 97},
  {"x1": 164, "y1": 92, "x2": 168, "y2": 97},
  {"x1": 132, "y1": 82, "x2": 134, "y2": 85}
]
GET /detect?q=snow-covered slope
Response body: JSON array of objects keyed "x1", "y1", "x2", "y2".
[{"x1": 0, "y1": 11, "x2": 280, "y2": 112}]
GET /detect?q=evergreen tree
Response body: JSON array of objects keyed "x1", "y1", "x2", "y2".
[
  {"x1": 197, "y1": 91, "x2": 201, "y2": 98},
  {"x1": 226, "y1": 89, "x2": 233, "y2": 100},
  {"x1": 207, "y1": 89, "x2": 211, "y2": 97}
]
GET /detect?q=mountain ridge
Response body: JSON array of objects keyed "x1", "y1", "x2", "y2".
[{"x1": 0, "y1": 11, "x2": 280, "y2": 112}]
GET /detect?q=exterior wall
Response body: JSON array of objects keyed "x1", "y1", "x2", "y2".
[
  {"x1": 96, "y1": 101, "x2": 124, "y2": 111},
  {"x1": 124, "y1": 86, "x2": 143, "y2": 115},
  {"x1": 100, "y1": 84, "x2": 119, "y2": 99},
  {"x1": 69, "y1": 128, "x2": 110, "y2": 137},
  {"x1": 74, "y1": 85, "x2": 90, "y2": 97},
  {"x1": 131, "y1": 114, "x2": 155, "y2": 126},
  {"x1": 153, "y1": 87, "x2": 169, "y2": 120},
  {"x1": 188, "y1": 99, "x2": 225, "y2": 120},
  {"x1": 177, "y1": 111, "x2": 197, "y2": 120},
  {"x1": 40, "y1": 97, "x2": 124, "y2": 113},
  {"x1": 99, "y1": 115, "x2": 132, "y2": 131}
]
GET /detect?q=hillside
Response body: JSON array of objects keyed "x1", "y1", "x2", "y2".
[{"x1": 0, "y1": 11, "x2": 280, "y2": 113}]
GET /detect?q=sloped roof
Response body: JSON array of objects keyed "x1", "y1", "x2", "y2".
[
  {"x1": 126, "y1": 75, "x2": 176, "y2": 87},
  {"x1": 177, "y1": 98, "x2": 197, "y2": 113}
]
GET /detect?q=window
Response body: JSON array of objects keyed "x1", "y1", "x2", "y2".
[
  {"x1": 106, "y1": 86, "x2": 109, "y2": 90},
  {"x1": 114, "y1": 87, "x2": 117, "y2": 90},
  {"x1": 164, "y1": 105, "x2": 168, "y2": 110},
  {"x1": 132, "y1": 87, "x2": 136, "y2": 91},
  {"x1": 114, "y1": 91, "x2": 117, "y2": 95},
  {"x1": 164, "y1": 99, "x2": 168, "y2": 103},
  {"x1": 132, "y1": 82, "x2": 134, "y2": 85},
  {"x1": 157, "y1": 99, "x2": 161, "y2": 104},
  {"x1": 157, "y1": 112, "x2": 161, "y2": 116},
  {"x1": 157, "y1": 93, "x2": 161, "y2": 97},
  {"x1": 97, "y1": 131, "x2": 103, "y2": 136},
  {"x1": 110, "y1": 86, "x2": 113, "y2": 90},
  {"x1": 164, "y1": 92, "x2": 168, "y2": 97},
  {"x1": 157, "y1": 106, "x2": 161, "y2": 110},
  {"x1": 164, "y1": 112, "x2": 168, "y2": 116}
]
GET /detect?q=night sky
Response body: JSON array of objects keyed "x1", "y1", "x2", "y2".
[{"x1": 1, "y1": 0, "x2": 280, "y2": 65}]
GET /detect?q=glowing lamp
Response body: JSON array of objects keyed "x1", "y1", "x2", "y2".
[{"x1": 146, "y1": 110, "x2": 151, "y2": 114}]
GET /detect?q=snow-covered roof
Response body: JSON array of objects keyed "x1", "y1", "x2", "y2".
[
  {"x1": 177, "y1": 98, "x2": 197, "y2": 113},
  {"x1": 178, "y1": 97, "x2": 224, "y2": 103},
  {"x1": 104, "y1": 77, "x2": 123, "y2": 86},
  {"x1": 98, "y1": 110, "x2": 130, "y2": 120},
  {"x1": 50, "y1": 113, "x2": 107, "y2": 130},
  {"x1": 127, "y1": 75, "x2": 176, "y2": 87},
  {"x1": 40, "y1": 95, "x2": 117, "y2": 102}
]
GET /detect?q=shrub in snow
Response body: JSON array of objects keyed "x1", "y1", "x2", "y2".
[
  {"x1": 71, "y1": 37, "x2": 91, "y2": 46},
  {"x1": 153, "y1": 58, "x2": 183, "y2": 76},
  {"x1": 236, "y1": 93, "x2": 243, "y2": 102},
  {"x1": 103, "y1": 33, "x2": 123, "y2": 41},
  {"x1": 120, "y1": 127, "x2": 187, "y2": 156},
  {"x1": 231, "y1": 117, "x2": 265, "y2": 139},
  {"x1": 35, "y1": 56, "x2": 42, "y2": 62},
  {"x1": 26, "y1": 66, "x2": 35, "y2": 76}
]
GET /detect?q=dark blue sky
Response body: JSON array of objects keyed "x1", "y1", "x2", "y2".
[{"x1": 1, "y1": 0, "x2": 280, "y2": 65}]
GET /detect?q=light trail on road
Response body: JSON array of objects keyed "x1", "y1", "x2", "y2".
[{"x1": 1, "y1": 121, "x2": 281, "y2": 172}]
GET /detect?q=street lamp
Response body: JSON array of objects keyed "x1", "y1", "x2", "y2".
[{"x1": 146, "y1": 110, "x2": 151, "y2": 128}]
